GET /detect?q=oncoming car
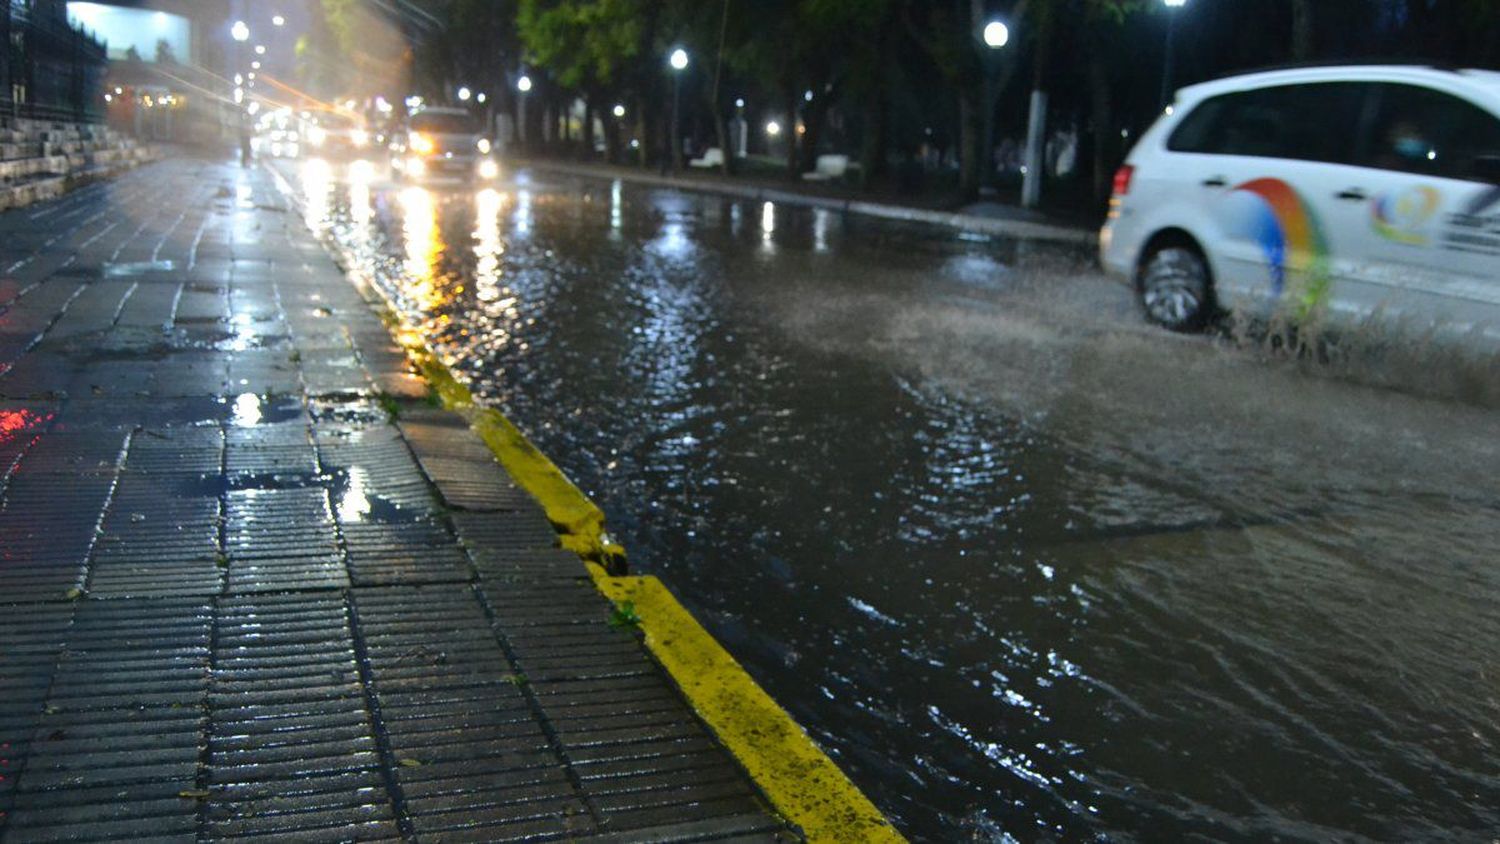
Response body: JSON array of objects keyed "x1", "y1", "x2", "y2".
[
  {"x1": 303, "y1": 112, "x2": 372, "y2": 160},
  {"x1": 1101, "y1": 65, "x2": 1500, "y2": 340},
  {"x1": 390, "y1": 107, "x2": 499, "y2": 183}
]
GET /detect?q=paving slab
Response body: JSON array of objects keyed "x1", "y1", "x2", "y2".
[{"x1": 0, "y1": 156, "x2": 793, "y2": 842}]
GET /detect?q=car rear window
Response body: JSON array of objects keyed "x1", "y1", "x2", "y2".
[
  {"x1": 411, "y1": 112, "x2": 478, "y2": 134},
  {"x1": 1168, "y1": 82, "x2": 1364, "y2": 165}
]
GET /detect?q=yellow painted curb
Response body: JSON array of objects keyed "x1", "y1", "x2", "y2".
[{"x1": 590, "y1": 565, "x2": 905, "y2": 843}]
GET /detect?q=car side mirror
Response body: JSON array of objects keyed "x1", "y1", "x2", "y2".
[{"x1": 1475, "y1": 154, "x2": 1500, "y2": 185}]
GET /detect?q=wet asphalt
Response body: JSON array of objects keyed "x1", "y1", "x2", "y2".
[{"x1": 290, "y1": 156, "x2": 1500, "y2": 841}]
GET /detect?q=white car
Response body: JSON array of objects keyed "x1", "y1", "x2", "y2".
[
  {"x1": 1101, "y1": 65, "x2": 1500, "y2": 340},
  {"x1": 390, "y1": 107, "x2": 498, "y2": 182}
]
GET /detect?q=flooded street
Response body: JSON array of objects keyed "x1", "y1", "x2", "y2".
[{"x1": 285, "y1": 159, "x2": 1499, "y2": 841}]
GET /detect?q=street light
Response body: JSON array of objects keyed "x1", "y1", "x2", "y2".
[
  {"x1": 516, "y1": 74, "x2": 532, "y2": 149},
  {"x1": 1161, "y1": 0, "x2": 1188, "y2": 107},
  {"x1": 765, "y1": 121, "x2": 781, "y2": 137},
  {"x1": 231, "y1": 20, "x2": 249, "y2": 41},
  {"x1": 272, "y1": 14, "x2": 285, "y2": 27},
  {"x1": 458, "y1": 86, "x2": 471, "y2": 102},
  {"x1": 254, "y1": 44, "x2": 266, "y2": 55},
  {"x1": 979, "y1": 19, "x2": 1008, "y2": 196},
  {"x1": 668, "y1": 48, "x2": 688, "y2": 172},
  {"x1": 983, "y1": 20, "x2": 1009, "y2": 48},
  {"x1": 613, "y1": 104, "x2": 626, "y2": 118}
]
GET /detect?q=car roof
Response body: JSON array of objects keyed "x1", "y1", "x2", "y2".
[{"x1": 1177, "y1": 64, "x2": 1500, "y2": 105}]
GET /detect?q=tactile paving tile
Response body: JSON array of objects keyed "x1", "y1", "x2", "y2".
[
  {"x1": 0, "y1": 475, "x2": 114, "y2": 601},
  {"x1": 224, "y1": 487, "x2": 346, "y2": 593},
  {"x1": 397, "y1": 415, "x2": 535, "y2": 513},
  {"x1": 11, "y1": 429, "x2": 128, "y2": 475},
  {"x1": 340, "y1": 517, "x2": 470, "y2": 586},
  {"x1": 480, "y1": 582, "x2": 784, "y2": 838},
  {"x1": 225, "y1": 422, "x2": 319, "y2": 478},
  {"x1": 122, "y1": 426, "x2": 224, "y2": 475},
  {"x1": 89, "y1": 474, "x2": 222, "y2": 597},
  {"x1": 1, "y1": 598, "x2": 211, "y2": 842},
  {"x1": 205, "y1": 593, "x2": 400, "y2": 840},
  {"x1": 315, "y1": 425, "x2": 439, "y2": 512},
  {"x1": 352, "y1": 586, "x2": 595, "y2": 841},
  {"x1": 0, "y1": 602, "x2": 75, "y2": 826},
  {"x1": 450, "y1": 510, "x2": 562, "y2": 558}
]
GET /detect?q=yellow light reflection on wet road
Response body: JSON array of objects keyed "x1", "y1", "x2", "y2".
[{"x1": 398, "y1": 185, "x2": 448, "y2": 315}]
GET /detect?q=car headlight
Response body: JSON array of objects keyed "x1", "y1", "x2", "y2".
[
  {"x1": 351, "y1": 129, "x2": 369, "y2": 147},
  {"x1": 407, "y1": 156, "x2": 426, "y2": 176},
  {"x1": 409, "y1": 132, "x2": 435, "y2": 155},
  {"x1": 477, "y1": 138, "x2": 491, "y2": 154},
  {"x1": 478, "y1": 159, "x2": 499, "y2": 179}
]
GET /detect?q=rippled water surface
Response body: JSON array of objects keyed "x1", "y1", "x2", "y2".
[{"x1": 286, "y1": 160, "x2": 1499, "y2": 841}]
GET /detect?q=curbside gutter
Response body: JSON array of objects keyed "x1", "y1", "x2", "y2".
[
  {"x1": 268, "y1": 163, "x2": 905, "y2": 843},
  {"x1": 518, "y1": 158, "x2": 1097, "y2": 246}
]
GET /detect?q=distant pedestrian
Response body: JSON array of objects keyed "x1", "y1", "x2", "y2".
[{"x1": 238, "y1": 111, "x2": 254, "y2": 167}]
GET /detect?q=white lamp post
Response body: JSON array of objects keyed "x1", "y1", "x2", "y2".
[
  {"x1": 1162, "y1": 0, "x2": 1188, "y2": 107},
  {"x1": 668, "y1": 48, "x2": 688, "y2": 172},
  {"x1": 980, "y1": 19, "x2": 1009, "y2": 196},
  {"x1": 516, "y1": 74, "x2": 532, "y2": 148}
]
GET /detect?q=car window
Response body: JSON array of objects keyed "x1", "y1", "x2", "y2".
[
  {"x1": 411, "y1": 112, "x2": 478, "y2": 134},
  {"x1": 1359, "y1": 84, "x2": 1500, "y2": 182},
  {"x1": 1168, "y1": 83, "x2": 1364, "y2": 164}
]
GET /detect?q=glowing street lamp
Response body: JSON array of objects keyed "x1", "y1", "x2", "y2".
[
  {"x1": 516, "y1": 74, "x2": 533, "y2": 147},
  {"x1": 231, "y1": 20, "x2": 249, "y2": 41},
  {"x1": 668, "y1": 48, "x2": 688, "y2": 171},
  {"x1": 613, "y1": 104, "x2": 626, "y2": 118},
  {"x1": 254, "y1": 44, "x2": 266, "y2": 55},
  {"x1": 983, "y1": 20, "x2": 1009, "y2": 48},
  {"x1": 272, "y1": 14, "x2": 285, "y2": 26},
  {"x1": 458, "y1": 86, "x2": 471, "y2": 102}
]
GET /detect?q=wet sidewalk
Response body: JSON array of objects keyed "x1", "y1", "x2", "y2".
[{"x1": 0, "y1": 157, "x2": 791, "y2": 841}]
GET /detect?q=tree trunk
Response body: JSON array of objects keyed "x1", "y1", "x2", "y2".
[
  {"x1": 958, "y1": 89, "x2": 981, "y2": 201},
  {"x1": 583, "y1": 97, "x2": 595, "y2": 160},
  {"x1": 1291, "y1": 0, "x2": 1314, "y2": 60}
]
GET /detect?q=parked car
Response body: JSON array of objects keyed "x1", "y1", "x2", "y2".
[
  {"x1": 1101, "y1": 65, "x2": 1500, "y2": 340},
  {"x1": 390, "y1": 107, "x2": 498, "y2": 182}
]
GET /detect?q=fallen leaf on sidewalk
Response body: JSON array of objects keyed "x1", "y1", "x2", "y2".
[
  {"x1": 178, "y1": 789, "x2": 212, "y2": 800},
  {"x1": 398, "y1": 758, "x2": 423, "y2": 768}
]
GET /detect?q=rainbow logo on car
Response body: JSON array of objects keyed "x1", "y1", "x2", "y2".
[
  {"x1": 1233, "y1": 177, "x2": 1330, "y2": 300},
  {"x1": 1372, "y1": 186, "x2": 1440, "y2": 245}
]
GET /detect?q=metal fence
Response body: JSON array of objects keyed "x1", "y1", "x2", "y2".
[{"x1": 2, "y1": 0, "x2": 109, "y2": 122}]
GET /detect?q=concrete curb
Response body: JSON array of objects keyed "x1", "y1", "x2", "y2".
[
  {"x1": 266, "y1": 163, "x2": 905, "y2": 843},
  {"x1": 519, "y1": 158, "x2": 1097, "y2": 246}
]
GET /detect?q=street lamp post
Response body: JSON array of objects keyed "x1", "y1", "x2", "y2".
[
  {"x1": 668, "y1": 48, "x2": 688, "y2": 173},
  {"x1": 979, "y1": 20, "x2": 1008, "y2": 196},
  {"x1": 1161, "y1": 0, "x2": 1187, "y2": 108},
  {"x1": 516, "y1": 74, "x2": 532, "y2": 150}
]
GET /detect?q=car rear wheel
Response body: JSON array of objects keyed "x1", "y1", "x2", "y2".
[{"x1": 1139, "y1": 243, "x2": 1211, "y2": 332}]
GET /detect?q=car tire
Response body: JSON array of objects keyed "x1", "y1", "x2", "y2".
[{"x1": 1138, "y1": 241, "x2": 1212, "y2": 332}]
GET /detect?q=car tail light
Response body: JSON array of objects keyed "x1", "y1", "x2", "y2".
[{"x1": 1112, "y1": 164, "x2": 1135, "y2": 197}]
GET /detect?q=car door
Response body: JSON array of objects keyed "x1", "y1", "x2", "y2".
[
  {"x1": 1327, "y1": 82, "x2": 1500, "y2": 331},
  {"x1": 1164, "y1": 82, "x2": 1367, "y2": 313}
]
